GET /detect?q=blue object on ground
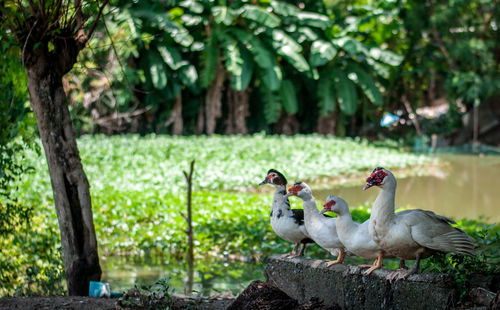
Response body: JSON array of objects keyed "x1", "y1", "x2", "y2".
[
  {"x1": 89, "y1": 281, "x2": 111, "y2": 297},
  {"x1": 380, "y1": 113, "x2": 400, "y2": 127}
]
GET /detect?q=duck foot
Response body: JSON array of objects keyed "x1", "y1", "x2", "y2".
[
  {"x1": 325, "y1": 259, "x2": 342, "y2": 267},
  {"x1": 363, "y1": 265, "x2": 380, "y2": 275},
  {"x1": 386, "y1": 253, "x2": 421, "y2": 282},
  {"x1": 325, "y1": 248, "x2": 345, "y2": 267},
  {"x1": 298, "y1": 243, "x2": 307, "y2": 257},
  {"x1": 281, "y1": 244, "x2": 300, "y2": 258},
  {"x1": 362, "y1": 252, "x2": 384, "y2": 275}
]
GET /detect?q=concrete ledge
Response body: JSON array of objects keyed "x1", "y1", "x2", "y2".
[{"x1": 264, "y1": 255, "x2": 457, "y2": 310}]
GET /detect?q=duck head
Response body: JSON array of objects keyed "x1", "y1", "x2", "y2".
[
  {"x1": 321, "y1": 195, "x2": 348, "y2": 215},
  {"x1": 285, "y1": 181, "x2": 312, "y2": 200},
  {"x1": 363, "y1": 167, "x2": 395, "y2": 190},
  {"x1": 259, "y1": 169, "x2": 287, "y2": 187}
]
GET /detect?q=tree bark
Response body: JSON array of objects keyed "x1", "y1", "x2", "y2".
[
  {"x1": 205, "y1": 60, "x2": 225, "y2": 135},
  {"x1": 233, "y1": 88, "x2": 249, "y2": 134},
  {"x1": 172, "y1": 94, "x2": 183, "y2": 135},
  {"x1": 196, "y1": 100, "x2": 205, "y2": 134},
  {"x1": 26, "y1": 60, "x2": 101, "y2": 296},
  {"x1": 275, "y1": 112, "x2": 299, "y2": 135},
  {"x1": 317, "y1": 112, "x2": 337, "y2": 135},
  {"x1": 225, "y1": 86, "x2": 249, "y2": 134}
]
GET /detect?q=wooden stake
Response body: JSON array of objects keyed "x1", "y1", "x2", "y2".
[{"x1": 183, "y1": 160, "x2": 195, "y2": 294}]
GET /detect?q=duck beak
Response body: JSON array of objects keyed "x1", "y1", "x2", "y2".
[
  {"x1": 363, "y1": 182, "x2": 374, "y2": 190},
  {"x1": 319, "y1": 207, "x2": 327, "y2": 214},
  {"x1": 284, "y1": 189, "x2": 297, "y2": 198},
  {"x1": 259, "y1": 179, "x2": 268, "y2": 186}
]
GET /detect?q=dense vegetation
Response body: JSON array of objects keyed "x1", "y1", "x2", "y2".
[
  {"x1": 1, "y1": 135, "x2": 498, "y2": 296},
  {"x1": 3, "y1": 0, "x2": 499, "y2": 138}
]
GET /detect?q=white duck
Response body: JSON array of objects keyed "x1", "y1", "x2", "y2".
[
  {"x1": 286, "y1": 181, "x2": 345, "y2": 266},
  {"x1": 321, "y1": 195, "x2": 405, "y2": 275},
  {"x1": 364, "y1": 167, "x2": 475, "y2": 280},
  {"x1": 260, "y1": 169, "x2": 314, "y2": 257}
]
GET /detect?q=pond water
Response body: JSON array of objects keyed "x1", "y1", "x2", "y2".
[
  {"x1": 314, "y1": 154, "x2": 500, "y2": 223},
  {"x1": 102, "y1": 154, "x2": 500, "y2": 296},
  {"x1": 101, "y1": 257, "x2": 264, "y2": 296}
]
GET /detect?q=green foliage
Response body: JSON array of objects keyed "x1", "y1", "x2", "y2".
[
  {"x1": 6, "y1": 0, "x2": 494, "y2": 137},
  {"x1": 420, "y1": 219, "x2": 500, "y2": 298},
  {"x1": 317, "y1": 70, "x2": 336, "y2": 116},
  {"x1": 118, "y1": 277, "x2": 173, "y2": 310},
  {"x1": 63, "y1": 0, "x2": 407, "y2": 134},
  {"x1": 0, "y1": 26, "x2": 38, "y2": 240},
  {"x1": 309, "y1": 40, "x2": 337, "y2": 67},
  {"x1": 280, "y1": 80, "x2": 298, "y2": 114},
  {"x1": 333, "y1": 68, "x2": 358, "y2": 116}
]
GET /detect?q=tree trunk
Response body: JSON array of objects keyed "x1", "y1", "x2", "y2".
[
  {"x1": 196, "y1": 100, "x2": 205, "y2": 134},
  {"x1": 172, "y1": 94, "x2": 183, "y2": 135},
  {"x1": 275, "y1": 112, "x2": 299, "y2": 135},
  {"x1": 225, "y1": 86, "x2": 249, "y2": 134},
  {"x1": 224, "y1": 87, "x2": 235, "y2": 135},
  {"x1": 317, "y1": 112, "x2": 337, "y2": 135},
  {"x1": 205, "y1": 60, "x2": 225, "y2": 135},
  {"x1": 26, "y1": 65, "x2": 101, "y2": 296},
  {"x1": 233, "y1": 88, "x2": 249, "y2": 134}
]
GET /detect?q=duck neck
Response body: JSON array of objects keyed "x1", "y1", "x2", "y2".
[
  {"x1": 302, "y1": 196, "x2": 321, "y2": 220},
  {"x1": 272, "y1": 185, "x2": 290, "y2": 211},
  {"x1": 372, "y1": 184, "x2": 396, "y2": 225},
  {"x1": 336, "y1": 212, "x2": 355, "y2": 232}
]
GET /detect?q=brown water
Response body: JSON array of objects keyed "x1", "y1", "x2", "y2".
[{"x1": 313, "y1": 154, "x2": 500, "y2": 223}]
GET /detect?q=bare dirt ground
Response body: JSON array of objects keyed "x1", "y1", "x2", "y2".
[
  {"x1": 0, "y1": 294, "x2": 234, "y2": 310},
  {"x1": 0, "y1": 296, "x2": 116, "y2": 310}
]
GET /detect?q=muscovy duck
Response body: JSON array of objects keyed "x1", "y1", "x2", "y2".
[
  {"x1": 321, "y1": 195, "x2": 404, "y2": 275},
  {"x1": 259, "y1": 169, "x2": 314, "y2": 257},
  {"x1": 364, "y1": 167, "x2": 475, "y2": 280},
  {"x1": 286, "y1": 181, "x2": 345, "y2": 266}
]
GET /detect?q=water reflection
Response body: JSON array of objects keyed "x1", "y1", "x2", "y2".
[
  {"x1": 101, "y1": 257, "x2": 264, "y2": 296},
  {"x1": 313, "y1": 154, "x2": 500, "y2": 223}
]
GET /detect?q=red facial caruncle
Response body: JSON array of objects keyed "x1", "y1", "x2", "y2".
[
  {"x1": 323, "y1": 199, "x2": 336, "y2": 211},
  {"x1": 363, "y1": 168, "x2": 388, "y2": 190},
  {"x1": 287, "y1": 183, "x2": 303, "y2": 196},
  {"x1": 267, "y1": 172, "x2": 277, "y2": 183}
]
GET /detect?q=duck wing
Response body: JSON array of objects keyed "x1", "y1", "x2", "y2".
[
  {"x1": 402, "y1": 209, "x2": 475, "y2": 256},
  {"x1": 291, "y1": 209, "x2": 305, "y2": 225}
]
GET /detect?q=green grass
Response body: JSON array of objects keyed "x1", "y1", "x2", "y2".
[{"x1": 3, "y1": 134, "x2": 496, "y2": 297}]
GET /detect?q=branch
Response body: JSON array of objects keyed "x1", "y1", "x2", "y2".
[
  {"x1": 428, "y1": 1, "x2": 455, "y2": 73},
  {"x1": 74, "y1": 0, "x2": 83, "y2": 29},
  {"x1": 49, "y1": 0, "x2": 63, "y2": 27},
  {"x1": 79, "y1": 0, "x2": 109, "y2": 47},
  {"x1": 101, "y1": 15, "x2": 131, "y2": 90},
  {"x1": 39, "y1": 0, "x2": 46, "y2": 20},
  {"x1": 21, "y1": 20, "x2": 38, "y2": 67}
]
